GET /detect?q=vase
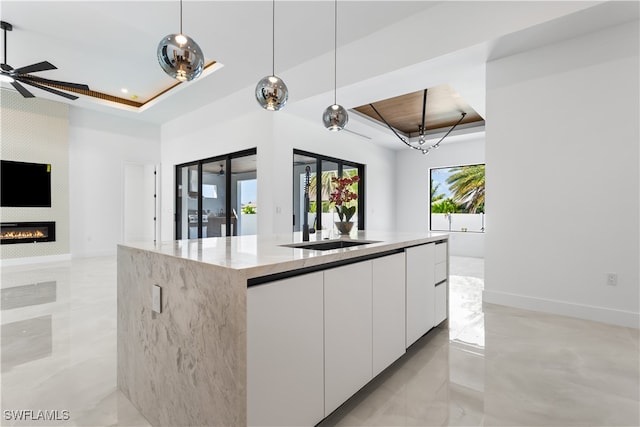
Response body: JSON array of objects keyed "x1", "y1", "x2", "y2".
[{"x1": 334, "y1": 221, "x2": 354, "y2": 235}]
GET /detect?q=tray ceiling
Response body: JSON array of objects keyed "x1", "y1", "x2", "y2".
[{"x1": 353, "y1": 84, "x2": 484, "y2": 136}]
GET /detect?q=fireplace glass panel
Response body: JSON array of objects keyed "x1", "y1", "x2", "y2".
[{"x1": 0, "y1": 222, "x2": 56, "y2": 244}]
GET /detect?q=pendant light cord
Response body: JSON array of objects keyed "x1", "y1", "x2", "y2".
[
  {"x1": 179, "y1": 0, "x2": 183, "y2": 35},
  {"x1": 333, "y1": 0, "x2": 337, "y2": 105},
  {"x1": 3, "y1": 27, "x2": 6, "y2": 65},
  {"x1": 272, "y1": 0, "x2": 275, "y2": 76}
]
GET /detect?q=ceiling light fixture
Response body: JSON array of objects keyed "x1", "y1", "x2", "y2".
[
  {"x1": 369, "y1": 88, "x2": 467, "y2": 154},
  {"x1": 157, "y1": 0, "x2": 205, "y2": 82},
  {"x1": 255, "y1": 0, "x2": 288, "y2": 111},
  {"x1": 322, "y1": 0, "x2": 348, "y2": 131}
]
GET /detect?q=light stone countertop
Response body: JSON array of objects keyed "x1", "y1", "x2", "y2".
[{"x1": 119, "y1": 229, "x2": 449, "y2": 280}]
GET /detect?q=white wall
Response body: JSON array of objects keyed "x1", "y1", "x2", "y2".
[
  {"x1": 160, "y1": 96, "x2": 396, "y2": 240},
  {"x1": 395, "y1": 133, "x2": 485, "y2": 257},
  {"x1": 485, "y1": 21, "x2": 639, "y2": 328},
  {"x1": 69, "y1": 108, "x2": 160, "y2": 257}
]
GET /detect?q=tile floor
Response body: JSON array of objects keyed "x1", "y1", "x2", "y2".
[{"x1": 1, "y1": 256, "x2": 638, "y2": 426}]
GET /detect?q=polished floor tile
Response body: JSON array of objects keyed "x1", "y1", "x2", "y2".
[
  {"x1": 1, "y1": 257, "x2": 150, "y2": 427},
  {"x1": 1, "y1": 255, "x2": 638, "y2": 427},
  {"x1": 1, "y1": 281, "x2": 57, "y2": 311},
  {"x1": 320, "y1": 256, "x2": 640, "y2": 427}
]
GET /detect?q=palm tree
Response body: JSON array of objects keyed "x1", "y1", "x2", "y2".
[
  {"x1": 446, "y1": 165, "x2": 485, "y2": 213},
  {"x1": 430, "y1": 178, "x2": 445, "y2": 205},
  {"x1": 308, "y1": 170, "x2": 338, "y2": 203}
]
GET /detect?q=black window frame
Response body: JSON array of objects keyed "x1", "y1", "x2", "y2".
[
  {"x1": 175, "y1": 148, "x2": 257, "y2": 239},
  {"x1": 293, "y1": 149, "x2": 365, "y2": 232}
]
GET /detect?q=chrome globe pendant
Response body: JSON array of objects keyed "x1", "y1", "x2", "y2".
[
  {"x1": 323, "y1": 104, "x2": 348, "y2": 131},
  {"x1": 255, "y1": 0, "x2": 288, "y2": 111},
  {"x1": 157, "y1": 0, "x2": 204, "y2": 82},
  {"x1": 255, "y1": 74, "x2": 288, "y2": 111},
  {"x1": 323, "y1": 0, "x2": 347, "y2": 131}
]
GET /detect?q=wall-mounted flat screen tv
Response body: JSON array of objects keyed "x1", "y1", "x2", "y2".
[{"x1": 1, "y1": 160, "x2": 52, "y2": 207}]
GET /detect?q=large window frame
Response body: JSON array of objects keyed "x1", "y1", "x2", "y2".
[
  {"x1": 175, "y1": 148, "x2": 257, "y2": 239},
  {"x1": 429, "y1": 163, "x2": 485, "y2": 233},
  {"x1": 293, "y1": 149, "x2": 365, "y2": 232}
]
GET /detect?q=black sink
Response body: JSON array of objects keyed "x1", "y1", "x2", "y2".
[{"x1": 282, "y1": 239, "x2": 379, "y2": 251}]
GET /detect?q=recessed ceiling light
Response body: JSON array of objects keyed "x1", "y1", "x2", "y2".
[
  {"x1": 121, "y1": 88, "x2": 128, "y2": 94},
  {"x1": 130, "y1": 94, "x2": 138, "y2": 100}
]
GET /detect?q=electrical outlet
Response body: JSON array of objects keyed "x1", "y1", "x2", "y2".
[
  {"x1": 606, "y1": 273, "x2": 618, "y2": 286},
  {"x1": 152, "y1": 284, "x2": 162, "y2": 313}
]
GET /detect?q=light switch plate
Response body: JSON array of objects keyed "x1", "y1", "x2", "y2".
[{"x1": 152, "y1": 284, "x2": 162, "y2": 313}]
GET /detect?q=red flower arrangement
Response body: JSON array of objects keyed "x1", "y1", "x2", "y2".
[{"x1": 329, "y1": 175, "x2": 360, "y2": 222}]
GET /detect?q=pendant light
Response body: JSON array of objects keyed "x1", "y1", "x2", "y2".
[
  {"x1": 255, "y1": 0, "x2": 288, "y2": 111},
  {"x1": 157, "y1": 0, "x2": 205, "y2": 82},
  {"x1": 322, "y1": 0, "x2": 348, "y2": 131}
]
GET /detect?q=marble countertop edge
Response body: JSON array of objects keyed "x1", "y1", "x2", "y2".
[{"x1": 118, "y1": 230, "x2": 449, "y2": 279}]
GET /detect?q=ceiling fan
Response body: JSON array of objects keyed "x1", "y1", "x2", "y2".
[{"x1": 0, "y1": 21, "x2": 89, "y2": 100}]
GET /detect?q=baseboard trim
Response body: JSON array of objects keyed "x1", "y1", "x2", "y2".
[
  {"x1": 0, "y1": 253, "x2": 72, "y2": 267},
  {"x1": 483, "y1": 289, "x2": 640, "y2": 329}
]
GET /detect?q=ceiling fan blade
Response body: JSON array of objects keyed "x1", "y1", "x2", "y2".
[
  {"x1": 22, "y1": 75, "x2": 89, "y2": 91},
  {"x1": 19, "y1": 78, "x2": 79, "y2": 100},
  {"x1": 11, "y1": 80, "x2": 35, "y2": 98},
  {"x1": 1, "y1": 63, "x2": 13, "y2": 72},
  {"x1": 13, "y1": 60, "x2": 57, "y2": 75}
]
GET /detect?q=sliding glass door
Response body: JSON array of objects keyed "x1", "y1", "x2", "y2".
[
  {"x1": 176, "y1": 148, "x2": 257, "y2": 239},
  {"x1": 176, "y1": 162, "x2": 200, "y2": 239},
  {"x1": 200, "y1": 159, "x2": 228, "y2": 238},
  {"x1": 293, "y1": 150, "x2": 365, "y2": 233}
]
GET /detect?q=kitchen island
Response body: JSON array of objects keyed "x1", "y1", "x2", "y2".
[{"x1": 117, "y1": 230, "x2": 449, "y2": 427}]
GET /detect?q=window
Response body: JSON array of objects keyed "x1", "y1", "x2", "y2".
[
  {"x1": 293, "y1": 150, "x2": 365, "y2": 232},
  {"x1": 430, "y1": 164, "x2": 485, "y2": 232},
  {"x1": 176, "y1": 148, "x2": 257, "y2": 239}
]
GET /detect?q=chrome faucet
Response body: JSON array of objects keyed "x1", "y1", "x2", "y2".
[{"x1": 303, "y1": 166, "x2": 310, "y2": 241}]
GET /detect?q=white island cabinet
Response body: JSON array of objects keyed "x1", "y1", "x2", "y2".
[
  {"x1": 406, "y1": 243, "x2": 436, "y2": 347},
  {"x1": 372, "y1": 252, "x2": 406, "y2": 376},
  {"x1": 324, "y1": 261, "x2": 373, "y2": 416},
  {"x1": 249, "y1": 253, "x2": 408, "y2": 424},
  {"x1": 247, "y1": 272, "x2": 324, "y2": 427},
  {"x1": 117, "y1": 230, "x2": 448, "y2": 427},
  {"x1": 434, "y1": 241, "x2": 449, "y2": 325}
]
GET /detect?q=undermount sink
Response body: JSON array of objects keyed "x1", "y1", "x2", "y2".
[{"x1": 281, "y1": 239, "x2": 380, "y2": 251}]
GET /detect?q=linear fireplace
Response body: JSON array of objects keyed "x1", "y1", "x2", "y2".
[{"x1": 0, "y1": 222, "x2": 56, "y2": 245}]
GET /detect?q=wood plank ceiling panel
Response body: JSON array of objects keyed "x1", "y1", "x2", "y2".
[{"x1": 353, "y1": 84, "x2": 484, "y2": 134}]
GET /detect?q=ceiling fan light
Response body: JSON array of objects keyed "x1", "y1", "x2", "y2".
[
  {"x1": 0, "y1": 74, "x2": 15, "y2": 83},
  {"x1": 323, "y1": 104, "x2": 348, "y2": 131},
  {"x1": 255, "y1": 75, "x2": 288, "y2": 111},
  {"x1": 157, "y1": 33, "x2": 204, "y2": 82}
]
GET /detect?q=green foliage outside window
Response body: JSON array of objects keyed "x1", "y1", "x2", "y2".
[{"x1": 431, "y1": 165, "x2": 485, "y2": 214}]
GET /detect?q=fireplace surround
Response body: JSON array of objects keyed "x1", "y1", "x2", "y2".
[{"x1": 0, "y1": 222, "x2": 56, "y2": 245}]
